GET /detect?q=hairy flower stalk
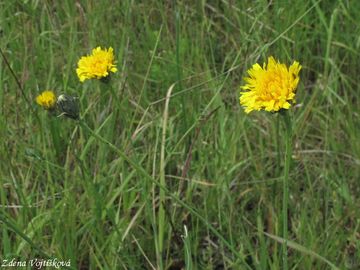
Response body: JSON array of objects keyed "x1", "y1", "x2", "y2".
[{"x1": 282, "y1": 112, "x2": 292, "y2": 270}]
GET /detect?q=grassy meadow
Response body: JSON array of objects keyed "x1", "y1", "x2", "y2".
[{"x1": 1, "y1": 0, "x2": 360, "y2": 269}]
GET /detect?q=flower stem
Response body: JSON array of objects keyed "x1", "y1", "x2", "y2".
[{"x1": 282, "y1": 112, "x2": 292, "y2": 270}]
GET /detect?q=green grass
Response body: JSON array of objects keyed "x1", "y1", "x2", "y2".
[{"x1": 1, "y1": 0, "x2": 360, "y2": 269}]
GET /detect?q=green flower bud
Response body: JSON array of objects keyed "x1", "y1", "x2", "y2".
[{"x1": 56, "y1": 94, "x2": 79, "y2": 120}]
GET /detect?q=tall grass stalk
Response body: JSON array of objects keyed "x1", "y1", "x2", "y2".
[{"x1": 158, "y1": 84, "x2": 174, "y2": 259}]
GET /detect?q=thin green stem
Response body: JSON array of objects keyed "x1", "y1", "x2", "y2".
[
  {"x1": 175, "y1": 7, "x2": 188, "y2": 135},
  {"x1": 282, "y1": 112, "x2": 292, "y2": 270},
  {"x1": 49, "y1": 117, "x2": 62, "y2": 160}
]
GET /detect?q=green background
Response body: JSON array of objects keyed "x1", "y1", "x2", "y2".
[{"x1": 0, "y1": 1, "x2": 359, "y2": 269}]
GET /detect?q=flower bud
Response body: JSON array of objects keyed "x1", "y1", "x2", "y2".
[{"x1": 56, "y1": 94, "x2": 79, "y2": 120}]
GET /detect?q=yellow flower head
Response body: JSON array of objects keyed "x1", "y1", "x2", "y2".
[
  {"x1": 240, "y1": 56, "x2": 301, "y2": 114},
  {"x1": 76, "y1": 46, "x2": 117, "y2": 82},
  {"x1": 36, "y1": 90, "x2": 56, "y2": 110}
]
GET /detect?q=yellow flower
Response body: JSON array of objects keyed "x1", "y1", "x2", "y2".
[
  {"x1": 240, "y1": 56, "x2": 301, "y2": 113},
  {"x1": 76, "y1": 46, "x2": 117, "y2": 82},
  {"x1": 36, "y1": 90, "x2": 56, "y2": 110}
]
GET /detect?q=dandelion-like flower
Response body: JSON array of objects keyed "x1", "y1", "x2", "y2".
[
  {"x1": 76, "y1": 46, "x2": 117, "y2": 82},
  {"x1": 36, "y1": 90, "x2": 56, "y2": 110},
  {"x1": 240, "y1": 56, "x2": 301, "y2": 113}
]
